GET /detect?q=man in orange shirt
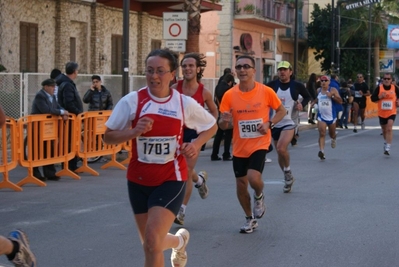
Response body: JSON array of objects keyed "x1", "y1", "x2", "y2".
[
  {"x1": 219, "y1": 55, "x2": 286, "y2": 233},
  {"x1": 370, "y1": 73, "x2": 399, "y2": 155}
]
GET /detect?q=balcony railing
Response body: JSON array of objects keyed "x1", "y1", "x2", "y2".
[{"x1": 234, "y1": 0, "x2": 294, "y2": 25}]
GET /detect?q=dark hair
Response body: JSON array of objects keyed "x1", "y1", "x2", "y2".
[
  {"x1": 223, "y1": 73, "x2": 235, "y2": 84},
  {"x1": 340, "y1": 81, "x2": 348, "y2": 87},
  {"x1": 223, "y1": 68, "x2": 232, "y2": 75},
  {"x1": 236, "y1": 55, "x2": 255, "y2": 67},
  {"x1": 331, "y1": 74, "x2": 337, "y2": 80},
  {"x1": 181, "y1": 53, "x2": 207, "y2": 81},
  {"x1": 145, "y1": 49, "x2": 179, "y2": 72},
  {"x1": 50, "y1": 68, "x2": 62, "y2": 80},
  {"x1": 91, "y1": 75, "x2": 101, "y2": 81},
  {"x1": 65, "y1": 62, "x2": 78, "y2": 75}
]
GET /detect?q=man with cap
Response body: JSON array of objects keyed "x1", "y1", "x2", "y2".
[
  {"x1": 266, "y1": 61, "x2": 311, "y2": 193},
  {"x1": 83, "y1": 75, "x2": 113, "y2": 111},
  {"x1": 311, "y1": 75, "x2": 342, "y2": 160},
  {"x1": 30, "y1": 79, "x2": 69, "y2": 181}
]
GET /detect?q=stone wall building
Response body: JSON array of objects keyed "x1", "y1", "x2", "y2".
[{"x1": 0, "y1": 0, "x2": 164, "y2": 75}]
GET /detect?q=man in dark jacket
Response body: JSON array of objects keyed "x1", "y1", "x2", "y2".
[
  {"x1": 211, "y1": 73, "x2": 234, "y2": 161},
  {"x1": 82, "y1": 75, "x2": 113, "y2": 111},
  {"x1": 31, "y1": 79, "x2": 69, "y2": 181},
  {"x1": 57, "y1": 62, "x2": 83, "y2": 171}
]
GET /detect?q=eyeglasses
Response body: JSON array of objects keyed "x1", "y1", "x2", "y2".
[
  {"x1": 320, "y1": 80, "x2": 329, "y2": 82},
  {"x1": 383, "y1": 78, "x2": 391, "y2": 80},
  {"x1": 235, "y1": 64, "x2": 254, "y2": 70},
  {"x1": 145, "y1": 69, "x2": 171, "y2": 76}
]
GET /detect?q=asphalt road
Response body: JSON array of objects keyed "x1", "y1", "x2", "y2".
[{"x1": 1, "y1": 116, "x2": 398, "y2": 267}]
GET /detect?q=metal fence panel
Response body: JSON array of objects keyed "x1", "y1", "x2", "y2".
[{"x1": 0, "y1": 73, "x2": 22, "y2": 119}]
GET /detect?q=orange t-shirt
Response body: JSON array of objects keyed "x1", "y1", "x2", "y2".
[
  {"x1": 219, "y1": 82, "x2": 281, "y2": 158},
  {"x1": 378, "y1": 84, "x2": 397, "y2": 118}
]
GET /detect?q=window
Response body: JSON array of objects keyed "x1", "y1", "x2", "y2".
[
  {"x1": 151, "y1": 39, "x2": 162, "y2": 50},
  {"x1": 111, "y1": 35, "x2": 123, "y2": 74},
  {"x1": 20, "y1": 22, "x2": 38, "y2": 72},
  {"x1": 70, "y1": 37, "x2": 76, "y2": 62}
]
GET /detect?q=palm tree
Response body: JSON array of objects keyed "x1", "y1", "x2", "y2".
[{"x1": 183, "y1": 0, "x2": 202, "y2": 53}]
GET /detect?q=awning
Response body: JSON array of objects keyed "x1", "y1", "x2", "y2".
[{"x1": 96, "y1": 0, "x2": 222, "y2": 17}]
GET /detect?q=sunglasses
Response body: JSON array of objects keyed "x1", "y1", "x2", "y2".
[
  {"x1": 235, "y1": 64, "x2": 254, "y2": 70},
  {"x1": 320, "y1": 80, "x2": 329, "y2": 82},
  {"x1": 383, "y1": 78, "x2": 391, "y2": 80}
]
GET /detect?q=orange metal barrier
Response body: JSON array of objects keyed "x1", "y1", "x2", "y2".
[
  {"x1": 18, "y1": 114, "x2": 80, "y2": 187},
  {"x1": 121, "y1": 140, "x2": 132, "y2": 165},
  {"x1": 0, "y1": 117, "x2": 22, "y2": 191},
  {"x1": 76, "y1": 111, "x2": 126, "y2": 176},
  {"x1": 365, "y1": 96, "x2": 378, "y2": 119}
]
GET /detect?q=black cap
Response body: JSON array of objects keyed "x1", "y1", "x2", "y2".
[{"x1": 41, "y1": 79, "x2": 56, "y2": 87}]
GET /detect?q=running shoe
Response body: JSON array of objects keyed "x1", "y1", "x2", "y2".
[
  {"x1": 384, "y1": 150, "x2": 390, "y2": 156},
  {"x1": 174, "y1": 207, "x2": 185, "y2": 225},
  {"x1": 171, "y1": 228, "x2": 190, "y2": 267},
  {"x1": 283, "y1": 170, "x2": 295, "y2": 193},
  {"x1": 318, "y1": 151, "x2": 325, "y2": 160},
  {"x1": 253, "y1": 194, "x2": 266, "y2": 219},
  {"x1": 353, "y1": 128, "x2": 357, "y2": 133},
  {"x1": 240, "y1": 217, "x2": 258, "y2": 234},
  {"x1": 331, "y1": 138, "x2": 336, "y2": 148},
  {"x1": 265, "y1": 157, "x2": 272, "y2": 163},
  {"x1": 8, "y1": 230, "x2": 36, "y2": 267},
  {"x1": 195, "y1": 171, "x2": 208, "y2": 199}
]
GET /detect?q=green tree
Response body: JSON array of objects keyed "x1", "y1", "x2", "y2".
[
  {"x1": 307, "y1": 4, "x2": 336, "y2": 73},
  {"x1": 308, "y1": 1, "x2": 399, "y2": 83}
]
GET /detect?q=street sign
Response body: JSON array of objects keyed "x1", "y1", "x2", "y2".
[
  {"x1": 165, "y1": 40, "x2": 186, "y2": 52},
  {"x1": 344, "y1": 0, "x2": 381, "y2": 10},
  {"x1": 163, "y1": 12, "x2": 188, "y2": 40},
  {"x1": 387, "y1": 25, "x2": 399, "y2": 49}
]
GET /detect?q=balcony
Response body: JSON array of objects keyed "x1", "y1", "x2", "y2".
[
  {"x1": 234, "y1": 0, "x2": 292, "y2": 29},
  {"x1": 278, "y1": 21, "x2": 308, "y2": 43}
]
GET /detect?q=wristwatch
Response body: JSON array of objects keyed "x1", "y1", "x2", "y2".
[
  {"x1": 331, "y1": 95, "x2": 335, "y2": 99},
  {"x1": 269, "y1": 122, "x2": 275, "y2": 129}
]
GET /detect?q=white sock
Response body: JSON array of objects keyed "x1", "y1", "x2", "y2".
[
  {"x1": 386, "y1": 143, "x2": 391, "y2": 150},
  {"x1": 284, "y1": 166, "x2": 290, "y2": 172},
  {"x1": 195, "y1": 175, "x2": 203, "y2": 186},
  {"x1": 175, "y1": 234, "x2": 184, "y2": 250},
  {"x1": 180, "y1": 204, "x2": 186, "y2": 213}
]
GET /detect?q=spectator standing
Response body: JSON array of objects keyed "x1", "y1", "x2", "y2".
[
  {"x1": 50, "y1": 68, "x2": 62, "y2": 101},
  {"x1": 351, "y1": 73, "x2": 370, "y2": 132},
  {"x1": 82, "y1": 75, "x2": 113, "y2": 111},
  {"x1": 57, "y1": 62, "x2": 83, "y2": 171},
  {"x1": 31, "y1": 79, "x2": 69, "y2": 181},
  {"x1": 219, "y1": 55, "x2": 286, "y2": 233},
  {"x1": 370, "y1": 73, "x2": 399, "y2": 155},
  {"x1": 338, "y1": 81, "x2": 352, "y2": 129},
  {"x1": 306, "y1": 73, "x2": 317, "y2": 124},
  {"x1": 211, "y1": 73, "x2": 234, "y2": 161},
  {"x1": 104, "y1": 49, "x2": 216, "y2": 267},
  {"x1": 217, "y1": 67, "x2": 233, "y2": 86}
]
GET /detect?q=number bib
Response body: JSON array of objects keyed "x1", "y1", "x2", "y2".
[
  {"x1": 238, "y1": 118, "x2": 263, "y2": 138},
  {"x1": 354, "y1": 91, "x2": 362, "y2": 98},
  {"x1": 136, "y1": 136, "x2": 177, "y2": 164},
  {"x1": 381, "y1": 100, "x2": 393, "y2": 110}
]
